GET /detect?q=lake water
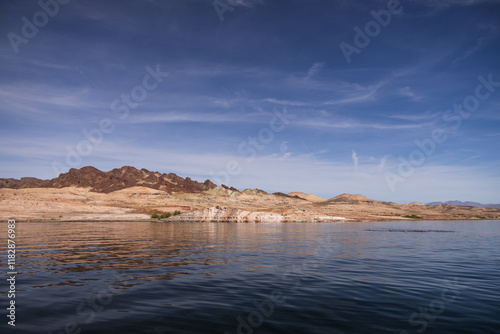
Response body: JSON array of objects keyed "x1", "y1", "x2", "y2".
[{"x1": 2, "y1": 220, "x2": 500, "y2": 334}]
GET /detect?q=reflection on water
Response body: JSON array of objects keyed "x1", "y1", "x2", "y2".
[{"x1": 2, "y1": 220, "x2": 500, "y2": 333}]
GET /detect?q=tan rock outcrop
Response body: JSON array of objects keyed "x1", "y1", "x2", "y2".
[{"x1": 167, "y1": 207, "x2": 283, "y2": 223}]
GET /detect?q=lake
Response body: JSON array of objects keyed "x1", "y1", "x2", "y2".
[{"x1": 2, "y1": 220, "x2": 499, "y2": 334}]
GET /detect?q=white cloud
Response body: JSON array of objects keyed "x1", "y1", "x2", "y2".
[
  {"x1": 452, "y1": 23, "x2": 500, "y2": 64},
  {"x1": 2, "y1": 135, "x2": 500, "y2": 203},
  {"x1": 397, "y1": 86, "x2": 423, "y2": 101},
  {"x1": 305, "y1": 62, "x2": 325, "y2": 81},
  {"x1": 388, "y1": 111, "x2": 440, "y2": 122},
  {"x1": 378, "y1": 156, "x2": 388, "y2": 172},
  {"x1": 300, "y1": 118, "x2": 426, "y2": 130},
  {"x1": 226, "y1": 0, "x2": 264, "y2": 7},
  {"x1": 418, "y1": 0, "x2": 498, "y2": 8},
  {"x1": 323, "y1": 80, "x2": 387, "y2": 105},
  {"x1": 0, "y1": 85, "x2": 92, "y2": 115},
  {"x1": 263, "y1": 98, "x2": 306, "y2": 106},
  {"x1": 126, "y1": 111, "x2": 247, "y2": 124},
  {"x1": 352, "y1": 150, "x2": 359, "y2": 169}
]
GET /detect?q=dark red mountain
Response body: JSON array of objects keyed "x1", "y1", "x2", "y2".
[{"x1": 0, "y1": 166, "x2": 217, "y2": 194}]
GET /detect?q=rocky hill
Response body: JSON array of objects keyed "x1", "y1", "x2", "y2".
[
  {"x1": 1, "y1": 166, "x2": 499, "y2": 222},
  {"x1": 327, "y1": 193, "x2": 373, "y2": 203},
  {"x1": 288, "y1": 192, "x2": 326, "y2": 202},
  {"x1": 427, "y1": 200, "x2": 500, "y2": 209},
  {"x1": 0, "y1": 166, "x2": 217, "y2": 194}
]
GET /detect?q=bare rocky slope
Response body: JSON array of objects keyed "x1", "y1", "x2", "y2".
[
  {"x1": 288, "y1": 192, "x2": 326, "y2": 202},
  {"x1": 427, "y1": 200, "x2": 500, "y2": 209},
  {"x1": 0, "y1": 166, "x2": 216, "y2": 193},
  {"x1": 1, "y1": 166, "x2": 499, "y2": 222}
]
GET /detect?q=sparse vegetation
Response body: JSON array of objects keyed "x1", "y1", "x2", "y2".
[
  {"x1": 403, "y1": 214, "x2": 423, "y2": 219},
  {"x1": 151, "y1": 210, "x2": 181, "y2": 219},
  {"x1": 3, "y1": 183, "x2": 497, "y2": 222}
]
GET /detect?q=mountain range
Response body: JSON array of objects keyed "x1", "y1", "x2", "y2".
[
  {"x1": 427, "y1": 201, "x2": 500, "y2": 209},
  {"x1": 1, "y1": 166, "x2": 499, "y2": 222},
  {"x1": 0, "y1": 166, "x2": 218, "y2": 194},
  {"x1": 1, "y1": 166, "x2": 497, "y2": 207}
]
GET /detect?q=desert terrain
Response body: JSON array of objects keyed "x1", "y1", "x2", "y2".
[{"x1": 1, "y1": 166, "x2": 499, "y2": 222}]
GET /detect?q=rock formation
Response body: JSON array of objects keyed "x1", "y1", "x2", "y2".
[
  {"x1": 288, "y1": 192, "x2": 326, "y2": 202},
  {"x1": 167, "y1": 207, "x2": 284, "y2": 223},
  {"x1": 1, "y1": 166, "x2": 499, "y2": 222},
  {"x1": 0, "y1": 166, "x2": 217, "y2": 194}
]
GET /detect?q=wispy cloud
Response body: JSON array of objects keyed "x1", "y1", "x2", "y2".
[
  {"x1": 2, "y1": 131, "x2": 499, "y2": 203},
  {"x1": 226, "y1": 0, "x2": 265, "y2": 7},
  {"x1": 304, "y1": 62, "x2": 325, "y2": 81},
  {"x1": 263, "y1": 98, "x2": 306, "y2": 106},
  {"x1": 126, "y1": 111, "x2": 257, "y2": 124},
  {"x1": 1, "y1": 0, "x2": 499, "y2": 203},
  {"x1": 352, "y1": 150, "x2": 359, "y2": 170},
  {"x1": 378, "y1": 156, "x2": 388, "y2": 172},
  {"x1": 0, "y1": 85, "x2": 92, "y2": 115},
  {"x1": 323, "y1": 80, "x2": 387, "y2": 105},
  {"x1": 397, "y1": 86, "x2": 423, "y2": 101},
  {"x1": 388, "y1": 111, "x2": 440, "y2": 121},
  {"x1": 300, "y1": 118, "x2": 430, "y2": 130},
  {"x1": 452, "y1": 23, "x2": 500, "y2": 64},
  {"x1": 417, "y1": 0, "x2": 498, "y2": 9}
]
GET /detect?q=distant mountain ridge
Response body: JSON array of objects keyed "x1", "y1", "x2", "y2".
[
  {"x1": 2, "y1": 166, "x2": 499, "y2": 211},
  {"x1": 288, "y1": 192, "x2": 326, "y2": 202},
  {"x1": 2, "y1": 166, "x2": 500, "y2": 222},
  {"x1": 0, "y1": 166, "x2": 217, "y2": 194},
  {"x1": 427, "y1": 201, "x2": 500, "y2": 209}
]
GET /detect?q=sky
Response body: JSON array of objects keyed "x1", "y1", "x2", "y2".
[{"x1": 0, "y1": 0, "x2": 499, "y2": 203}]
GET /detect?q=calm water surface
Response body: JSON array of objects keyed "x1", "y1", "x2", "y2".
[{"x1": 1, "y1": 220, "x2": 499, "y2": 334}]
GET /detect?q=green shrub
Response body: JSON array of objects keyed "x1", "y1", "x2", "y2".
[
  {"x1": 160, "y1": 212, "x2": 172, "y2": 219},
  {"x1": 151, "y1": 213, "x2": 159, "y2": 219},
  {"x1": 403, "y1": 214, "x2": 423, "y2": 219},
  {"x1": 174, "y1": 210, "x2": 181, "y2": 216}
]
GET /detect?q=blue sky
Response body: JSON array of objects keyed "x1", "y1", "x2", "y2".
[{"x1": 1, "y1": 0, "x2": 499, "y2": 203}]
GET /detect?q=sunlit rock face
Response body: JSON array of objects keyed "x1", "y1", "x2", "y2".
[
  {"x1": 167, "y1": 207, "x2": 284, "y2": 223},
  {"x1": 0, "y1": 166, "x2": 217, "y2": 194}
]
